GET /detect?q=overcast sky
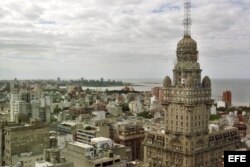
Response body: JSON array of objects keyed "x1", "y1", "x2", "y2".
[{"x1": 0, "y1": 0, "x2": 249, "y2": 80}]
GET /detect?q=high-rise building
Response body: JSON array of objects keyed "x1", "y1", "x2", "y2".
[
  {"x1": 151, "y1": 87, "x2": 160, "y2": 100},
  {"x1": 115, "y1": 124, "x2": 145, "y2": 161},
  {"x1": 151, "y1": 87, "x2": 164, "y2": 103},
  {"x1": 10, "y1": 90, "x2": 41, "y2": 123},
  {"x1": 10, "y1": 89, "x2": 19, "y2": 122},
  {"x1": 2, "y1": 119, "x2": 50, "y2": 166},
  {"x1": 222, "y1": 91, "x2": 232, "y2": 107},
  {"x1": 143, "y1": 1, "x2": 241, "y2": 167},
  {"x1": 0, "y1": 122, "x2": 20, "y2": 165}
]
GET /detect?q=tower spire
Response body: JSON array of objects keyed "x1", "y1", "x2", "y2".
[{"x1": 183, "y1": 0, "x2": 192, "y2": 36}]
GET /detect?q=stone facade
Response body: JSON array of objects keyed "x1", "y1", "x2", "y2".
[
  {"x1": 144, "y1": 127, "x2": 240, "y2": 167},
  {"x1": 143, "y1": 2, "x2": 241, "y2": 166}
]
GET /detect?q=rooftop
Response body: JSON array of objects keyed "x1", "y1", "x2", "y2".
[
  {"x1": 69, "y1": 141, "x2": 93, "y2": 149},
  {"x1": 91, "y1": 137, "x2": 111, "y2": 143},
  {"x1": 60, "y1": 121, "x2": 79, "y2": 127},
  {"x1": 35, "y1": 161, "x2": 53, "y2": 167}
]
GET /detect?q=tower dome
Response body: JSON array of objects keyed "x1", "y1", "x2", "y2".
[
  {"x1": 163, "y1": 76, "x2": 172, "y2": 88},
  {"x1": 176, "y1": 36, "x2": 198, "y2": 62},
  {"x1": 202, "y1": 76, "x2": 211, "y2": 88},
  {"x1": 177, "y1": 35, "x2": 197, "y2": 51}
]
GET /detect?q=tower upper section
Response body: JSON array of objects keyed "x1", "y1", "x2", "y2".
[
  {"x1": 162, "y1": 0, "x2": 212, "y2": 103},
  {"x1": 163, "y1": 0, "x2": 202, "y2": 87},
  {"x1": 177, "y1": 35, "x2": 198, "y2": 62}
]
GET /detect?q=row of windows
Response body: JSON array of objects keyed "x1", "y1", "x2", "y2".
[
  {"x1": 166, "y1": 124, "x2": 207, "y2": 131},
  {"x1": 165, "y1": 96, "x2": 211, "y2": 102},
  {"x1": 168, "y1": 106, "x2": 208, "y2": 112},
  {"x1": 166, "y1": 90, "x2": 211, "y2": 95},
  {"x1": 173, "y1": 115, "x2": 208, "y2": 121}
]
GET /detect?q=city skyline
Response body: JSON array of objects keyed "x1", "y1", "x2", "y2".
[
  {"x1": 0, "y1": 0, "x2": 250, "y2": 79},
  {"x1": 0, "y1": 1, "x2": 250, "y2": 167}
]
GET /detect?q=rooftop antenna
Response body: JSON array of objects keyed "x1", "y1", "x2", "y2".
[{"x1": 183, "y1": 0, "x2": 192, "y2": 36}]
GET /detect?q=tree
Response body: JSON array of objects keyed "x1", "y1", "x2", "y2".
[
  {"x1": 209, "y1": 115, "x2": 220, "y2": 121},
  {"x1": 53, "y1": 105, "x2": 62, "y2": 114},
  {"x1": 120, "y1": 103, "x2": 130, "y2": 112},
  {"x1": 137, "y1": 111, "x2": 154, "y2": 119}
]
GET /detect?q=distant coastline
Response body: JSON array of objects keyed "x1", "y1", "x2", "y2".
[
  {"x1": 1, "y1": 78, "x2": 250, "y2": 106},
  {"x1": 80, "y1": 78, "x2": 250, "y2": 106}
]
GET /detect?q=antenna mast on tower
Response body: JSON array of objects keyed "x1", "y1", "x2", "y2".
[{"x1": 183, "y1": 0, "x2": 192, "y2": 36}]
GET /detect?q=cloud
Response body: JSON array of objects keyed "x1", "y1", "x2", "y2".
[{"x1": 0, "y1": 0, "x2": 249, "y2": 79}]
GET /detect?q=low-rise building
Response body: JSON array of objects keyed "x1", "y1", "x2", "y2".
[
  {"x1": 62, "y1": 139, "x2": 127, "y2": 167},
  {"x1": 57, "y1": 121, "x2": 82, "y2": 138},
  {"x1": 35, "y1": 148, "x2": 73, "y2": 167},
  {"x1": 12, "y1": 152, "x2": 44, "y2": 167},
  {"x1": 76, "y1": 124, "x2": 110, "y2": 144}
]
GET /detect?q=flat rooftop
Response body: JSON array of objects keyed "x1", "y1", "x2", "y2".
[
  {"x1": 91, "y1": 137, "x2": 111, "y2": 143},
  {"x1": 69, "y1": 141, "x2": 93, "y2": 149},
  {"x1": 36, "y1": 161, "x2": 53, "y2": 167},
  {"x1": 60, "y1": 121, "x2": 78, "y2": 127}
]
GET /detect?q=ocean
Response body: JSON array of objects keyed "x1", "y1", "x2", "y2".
[{"x1": 81, "y1": 79, "x2": 250, "y2": 106}]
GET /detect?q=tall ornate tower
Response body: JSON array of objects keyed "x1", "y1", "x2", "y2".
[
  {"x1": 144, "y1": 1, "x2": 212, "y2": 166},
  {"x1": 164, "y1": 0, "x2": 212, "y2": 140},
  {"x1": 144, "y1": 1, "x2": 241, "y2": 166},
  {"x1": 162, "y1": 0, "x2": 213, "y2": 166}
]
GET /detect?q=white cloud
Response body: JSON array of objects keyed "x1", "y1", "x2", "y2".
[{"x1": 0, "y1": 0, "x2": 249, "y2": 79}]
